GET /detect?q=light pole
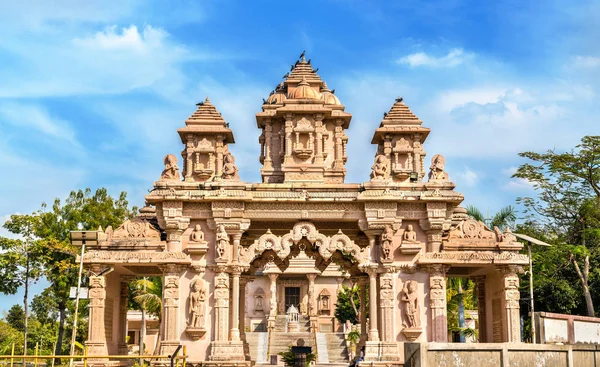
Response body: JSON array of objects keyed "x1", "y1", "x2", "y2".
[
  {"x1": 69, "y1": 231, "x2": 98, "y2": 365},
  {"x1": 513, "y1": 233, "x2": 551, "y2": 344}
]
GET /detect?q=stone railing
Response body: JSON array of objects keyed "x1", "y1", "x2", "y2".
[{"x1": 403, "y1": 342, "x2": 600, "y2": 367}]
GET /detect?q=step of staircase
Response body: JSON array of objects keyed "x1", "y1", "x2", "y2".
[
  {"x1": 268, "y1": 332, "x2": 314, "y2": 358},
  {"x1": 324, "y1": 333, "x2": 349, "y2": 363},
  {"x1": 315, "y1": 332, "x2": 329, "y2": 363},
  {"x1": 245, "y1": 332, "x2": 269, "y2": 363}
]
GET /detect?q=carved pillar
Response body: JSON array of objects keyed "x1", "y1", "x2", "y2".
[
  {"x1": 160, "y1": 264, "x2": 181, "y2": 354},
  {"x1": 232, "y1": 233, "x2": 242, "y2": 264},
  {"x1": 359, "y1": 277, "x2": 368, "y2": 344},
  {"x1": 283, "y1": 115, "x2": 293, "y2": 164},
  {"x1": 500, "y1": 266, "x2": 522, "y2": 342},
  {"x1": 426, "y1": 230, "x2": 443, "y2": 253},
  {"x1": 164, "y1": 215, "x2": 189, "y2": 253},
  {"x1": 268, "y1": 273, "x2": 279, "y2": 329},
  {"x1": 215, "y1": 135, "x2": 224, "y2": 178},
  {"x1": 315, "y1": 116, "x2": 324, "y2": 165},
  {"x1": 306, "y1": 274, "x2": 317, "y2": 316},
  {"x1": 185, "y1": 135, "x2": 194, "y2": 182},
  {"x1": 333, "y1": 120, "x2": 344, "y2": 169},
  {"x1": 428, "y1": 265, "x2": 449, "y2": 342},
  {"x1": 240, "y1": 277, "x2": 252, "y2": 339},
  {"x1": 474, "y1": 276, "x2": 487, "y2": 342},
  {"x1": 379, "y1": 272, "x2": 395, "y2": 342},
  {"x1": 264, "y1": 122, "x2": 273, "y2": 169},
  {"x1": 366, "y1": 267, "x2": 379, "y2": 341},
  {"x1": 214, "y1": 271, "x2": 230, "y2": 341},
  {"x1": 117, "y1": 277, "x2": 131, "y2": 355},
  {"x1": 230, "y1": 268, "x2": 242, "y2": 341},
  {"x1": 86, "y1": 265, "x2": 108, "y2": 356}
]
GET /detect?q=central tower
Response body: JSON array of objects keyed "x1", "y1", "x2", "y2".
[{"x1": 256, "y1": 56, "x2": 351, "y2": 183}]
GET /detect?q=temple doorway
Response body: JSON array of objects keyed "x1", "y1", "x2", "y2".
[{"x1": 285, "y1": 287, "x2": 301, "y2": 311}]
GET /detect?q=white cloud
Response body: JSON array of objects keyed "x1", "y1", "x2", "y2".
[
  {"x1": 0, "y1": 102, "x2": 79, "y2": 146},
  {"x1": 397, "y1": 48, "x2": 473, "y2": 68},
  {"x1": 501, "y1": 167, "x2": 535, "y2": 191},
  {"x1": 572, "y1": 55, "x2": 600, "y2": 68},
  {"x1": 454, "y1": 166, "x2": 480, "y2": 187}
]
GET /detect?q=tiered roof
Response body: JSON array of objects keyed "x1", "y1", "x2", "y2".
[
  {"x1": 177, "y1": 97, "x2": 234, "y2": 143},
  {"x1": 371, "y1": 97, "x2": 430, "y2": 143}
]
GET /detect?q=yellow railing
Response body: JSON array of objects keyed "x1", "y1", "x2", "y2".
[{"x1": 0, "y1": 344, "x2": 187, "y2": 367}]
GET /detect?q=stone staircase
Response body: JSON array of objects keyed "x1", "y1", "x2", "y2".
[
  {"x1": 269, "y1": 315, "x2": 313, "y2": 361},
  {"x1": 245, "y1": 332, "x2": 269, "y2": 363},
  {"x1": 324, "y1": 333, "x2": 349, "y2": 363}
]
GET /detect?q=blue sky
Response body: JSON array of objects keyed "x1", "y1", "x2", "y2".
[{"x1": 0, "y1": 0, "x2": 598, "y2": 313}]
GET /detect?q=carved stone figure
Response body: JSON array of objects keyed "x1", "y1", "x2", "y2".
[
  {"x1": 189, "y1": 278, "x2": 207, "y2": 328},
  {"x1": 190, "y1": 224, "x2": 206, "y2": 243},
  {"x1": 370, "y1": 154, "x2": 389, "y2": 179},
  {"x1": 161, "y1": 154, "x2": 181, "y2": 181},
  {"x1": 222, "y1": 152, "x2": 239, "y2": 179},
  {"x1": 401, "y1": 280, "x2": 420, "y2": 328},
  {"x1": 427, "y1": 154, "x2": 449, "y2": 181},
  {"x1": 215, "y1": 225, "x2": 229, "y2": 260},
  {"x1": 403, "y1": 224, "x2": 418, "y2": 244},
  {"x1": 380, "y1": 225, "x2": 394, "y2": 260}
]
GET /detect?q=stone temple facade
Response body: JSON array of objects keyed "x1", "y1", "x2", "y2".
[{"x1": 80, "y1": 55, "x2": 528, "y2": 366}]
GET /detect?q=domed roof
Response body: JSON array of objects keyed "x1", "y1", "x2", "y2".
[
  {"x1": 267, "y1": 82, "x2": 287, "y2": 104},
  {"x1": 288, "y1": 76, "x2": 320, "y2": 100},
  {"x1": 320, "y1": 82, "x2": 341, "y2": 105}
]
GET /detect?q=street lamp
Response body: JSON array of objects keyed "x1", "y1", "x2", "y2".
[
  {"x1": 69, "y1": 231, "x2": 98, "y2": 365},
  {"x1": 513, "y1": 233, "x2": 551, "y2": 344}
]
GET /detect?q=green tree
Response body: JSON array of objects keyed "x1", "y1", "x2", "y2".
[
  {"x1": 513, "y1": 136, "x2": 600, "y2": 316},
  {"x1": 131, "y1": 277, "x2": 162, "y2": 355},
  {"x1": 0, "y1": 319, "x2": 23, "y2": 354},
  {"x1": 466, "y1": 205, "x2": 516, "y2": 230},
  {"x1": 0, "y1": 214, "x2": 45, "y2": 355},
  {"x1": 334, "y1": 284, "x2": 367, "y2": 325},
  {"x1": 35, "y1": 188, "x2": 137, "y2": 355},
  {"x1": 446, "y1": 278, "x2": 477, "y2": 342},
  {"x1": 6, "y1": 304, "x2": 26, "y2": 332}
]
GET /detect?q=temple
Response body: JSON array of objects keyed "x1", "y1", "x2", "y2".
[{"x1": 78, "y1": 55, "x2": 528, "y2": 366}]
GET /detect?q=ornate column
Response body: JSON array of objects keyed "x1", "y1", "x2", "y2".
[
  {"x1": 209, "y1": 269, "x2": 244, "y2": 361},
  {"x1": 160, "y1": 264, "x2": 181, "y2": 355},
  {"x1": 232, "y1": 233, "x2": 242, "y2": 264},
  {"x1": 264, "y1": 121, "x2": 273, "y2": 169},
  {"x1": 359, "y1": 277, "x2": 368, "y2": 345},
  {"x1": 239, "y1": 276, "x2": 252, "y2": 339},
  {"x1": 117, "y1": 277, "x2": 132, "y2": 355},
  {"x1": 474, "y1": 276, "x2": 487, "y2": 342},
  {"x1": 307, "y1": 273, "x2": 318, "y2": 332},
  {"x1": 333, "y1": 120, "x2": 344, "y2": 169},
  {"x1": 230, "y1": 267, "x2": 243, "y2": 341},
  {"x1": 314, "y1": 114, "x2": 324, "y2": 165},
  {"x1": 86, "y1": 265, "x2": 108, "y2": 356},
  {"x1": 268, "y1": 273, "x2": 279, "y2": 330},
  {"x1": 283, "y1": 115, "x2": 293, "y2": 164},
  {"x1": 215, "y1": 135, "x2": 224, "y2": 177},
  {"x1": 365, "y1": 267, "x2": 379, "y2": 341},
  {"x1": 184, "y1": 135, "x2": 194, "y2": 182},
  {"x1": 379, "y1": 272, "x2": 395, "y2": 342},
  {"x1": 500, "y1": 266, "x2": 522, "y2": 342},
  {"x1": 162, "y1": 201, "x2": 189, "y2": 252},
  {"x1": 428, "y1": 265, "x2": 449, "y2": 342}
]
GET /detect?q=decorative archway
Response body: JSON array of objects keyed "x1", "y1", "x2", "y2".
[{"x1": 239, "y1": 221, "x2": 369, "y2": 267}]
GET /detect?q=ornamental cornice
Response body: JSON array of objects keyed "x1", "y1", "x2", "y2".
[{"x1": 418, "y1": 251, "x2": 529, "y2": 265}]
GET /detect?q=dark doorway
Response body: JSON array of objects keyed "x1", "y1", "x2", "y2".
[{"x1": 285, "y1": 287, "x2": 301, "y2": 311}]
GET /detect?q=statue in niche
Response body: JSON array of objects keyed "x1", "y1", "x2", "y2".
[
  {"x1": 160, "y1": 154, "x2": 180, "y2": 181},
  {"x1": 401, "y1": 280, "x2": 420, "y2": 328},
  {"x1": 403, "y1": 224, "x2": 419, "y2": 244},
  {"x1": 215, "y1": 225, "x2": 229, "y2": 260},
  {"x1": 255, "y1": 296, "x2": 264, "y2": 313},
  {"x1": 189, "y1": 224, "x2": 206, "y2": 243},
  {"x1": 222, "y1": 152, "x2": 239, "y2": 179},
  {"x1": 370, "y1": 154, "x2": 389, "y2": 179},
  {"x1": 427, "y1": 154, "x2": 449, "y2": 181},
  {"x1": 380, "y1": 225, "x2": 394, "y2": 260},
  {"x1": 189, "y1": 278, "x2": 207, "y2": 328}
]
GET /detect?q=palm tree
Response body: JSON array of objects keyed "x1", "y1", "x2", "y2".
[
  {"x1": 131, "y1": 277, "x2": 163, "y2": 356},
  {"x1": 465, "y1": 205, "x2": 516, "y2": 230}
]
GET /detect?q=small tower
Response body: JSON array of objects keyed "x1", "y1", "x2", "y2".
[
  {"x1": 256, "y1": 55, "x2": 352, "y2": 183},
  {"x1": 369, "y1": 97, "x2": 430, "y2": 183},
  {"x1": 177, "y1": 98, "x2": 239, "y2": 182}
]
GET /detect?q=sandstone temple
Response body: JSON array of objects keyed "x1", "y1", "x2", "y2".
[{"x1": 79, "y1": 55, "x2": 529, "y2": 366}]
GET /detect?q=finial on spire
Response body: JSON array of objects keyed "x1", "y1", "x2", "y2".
[
  {"x1": 321, "y1": 82, "x2": 330, "y2": 92},
  {"x1": 299, "y1": 76, "x2": 309, "y2": 86},
  {"x1": 301, "y1": 55, "x2": 306, "y2": 62},
  {"x1": 206, "y1": 96, "x2": 211, "y2": 102}
]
